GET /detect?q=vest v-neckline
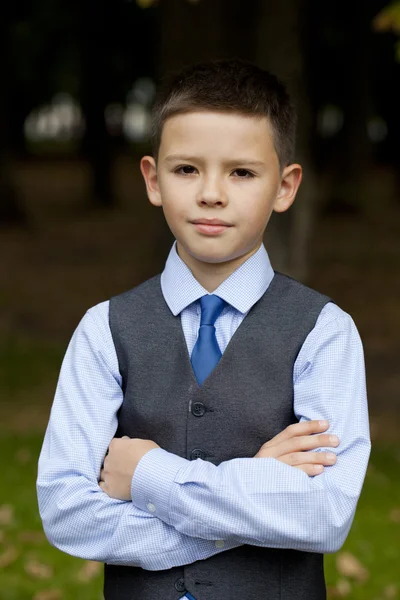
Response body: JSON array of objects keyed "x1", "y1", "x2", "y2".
[{"x1": 176, "y1": 281, "x2": 274, "y2": 389}]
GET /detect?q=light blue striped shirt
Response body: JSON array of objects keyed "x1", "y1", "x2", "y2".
[{"x1": 37, "y1": 243, "x2": 370, "y2": 600}]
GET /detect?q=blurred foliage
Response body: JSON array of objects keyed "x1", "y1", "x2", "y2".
[
  {"x1": 135, "y1": 0, "x2": 200, "y2": 6},
  {"x1": 136, "y1": 0, "x2": 158, "y2": 6},
  {"x1": 374, "y1": 1, "x2": 400, "y2": 60}
]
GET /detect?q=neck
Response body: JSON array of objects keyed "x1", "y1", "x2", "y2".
[{"x1": 176, "y1": 243, "x2": 262, "y2": 292}]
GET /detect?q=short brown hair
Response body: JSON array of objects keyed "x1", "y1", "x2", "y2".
[{"x1": 151, "y1": 58, "x2": 297, "y2": 168}]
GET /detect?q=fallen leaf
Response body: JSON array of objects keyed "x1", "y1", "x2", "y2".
[
  {"x1": 25, "y1": 558, "x2": 53, "y2": 579},
  {"x1": 0, "y1": 546, "x2": 19, "y2": 568},
  {"x1": 33, "y1": 590, "x2": 62, "y2": 600},
  {"x1": 336, "y1": 578, "x2": 351, "y2": 597},
  {"x1": 336, "y1": 552, "x2": 369, "y2": 583},
  {"x1": 327, "y1": 585, "x2": 341, "y2": 598},
  {"x1": 389, "y1": 508, "x2": 400, "y2": 523},
  {"x1": 384, "y1": 584, "x2": 398, "y2": 599},
  {"x1": 0, "y1": 505, "x2": 14, "y2": 526},
  {"x1": 77, "y1": 560, "x2": 102, "y2": 582},
  {"x1": 19, "y1": 530, "x2": 46, "y2": 544}
]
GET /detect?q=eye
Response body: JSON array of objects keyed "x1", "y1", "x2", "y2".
[
  {"x1": 175, "y1": 165, "x2": 197, "y2": 175},
  {"x1": 232, "y1": 169, "x2": 255, "y2": 178}
]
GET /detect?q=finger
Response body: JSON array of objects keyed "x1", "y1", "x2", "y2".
[
  {"x1": 294, "y1": 433, "x2": 339, "y2": 452},
  {"x1": 295, "y1": 464, "x2": 324, "y2": 476},
  {"x1": 99, "y1": 481, "x2": 105, "y2": 491},
  {"x1": 263, "y1": 420, "x2": 330, "y2": 447},
  {"x1": 273, "y1": 433, "x2": 339, "y2": 457},
  {"x1": 279, "y1": 451, "x2": 337, "y2": 467},
  {"x1": 122, "y1": 436, "x2": 130, "y2": 440},
  {"x1": 100, "y1": 468, "x2": 105, "y2": 481}
]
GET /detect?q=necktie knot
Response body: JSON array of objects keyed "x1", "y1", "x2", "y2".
[{"x1": 199, "y1": 295, "x2": 226, "y2": 326}]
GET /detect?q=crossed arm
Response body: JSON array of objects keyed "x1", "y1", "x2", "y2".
[
  {"x1": 100, "y1": 421, "x2": 339, "y2": 500},
  {"x1": 37, "y1": 303, "x2": 371, "y2": 568},
  {"x1": 99, "y1": 419, "x2": 362, "y2": 554}
]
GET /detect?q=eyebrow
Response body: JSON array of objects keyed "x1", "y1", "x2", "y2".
[{"x1": 164, "y1": 155, "x2": 266, "y2": 168}]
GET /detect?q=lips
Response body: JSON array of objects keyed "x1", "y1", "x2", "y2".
[
  {"x1": 191, "y1": 219, "x2": 232, "y2": 226},
  {"x1": 191, "y1": 219, "x2": 232, "y2": 235}
]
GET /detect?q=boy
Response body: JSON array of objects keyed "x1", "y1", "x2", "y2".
[{"x1": 37, "y1": 59, "x2": 370, "y2": 600}]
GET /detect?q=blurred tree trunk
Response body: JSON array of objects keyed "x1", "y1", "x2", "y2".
[
  {"x1": 0, "y1": 15, "x2": 26, "y2": 225},
  {"x1": 158, "y1": 0, "x2": 259, "y2": 74},
  {"x1": 157, "y1": 0, "x2": 222, "y2": 74},
  {"x1": 326, "y1": 1, "x2": 372, "y2": 211},
  {"x1": 256, "y1": 0, "x2": 317, "y2": 280},
  {"x1": 80, "y1": 0, "x2": 115, "y2": 209},
  {"x1": 0, "y1": 112, "x2": 26, "y2": 225}
]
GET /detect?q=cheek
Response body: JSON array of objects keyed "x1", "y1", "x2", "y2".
[
  {"x1": 162, "y1": 197, "x2": 186, "y2": 219},
  {"x1": 159, "y1": 178, "x2": 188, "y2": 209},
  {"x1": 235, "y1": 190, "x2": 274, "y2": 224},
  {"x1": 244, "y1": 213, "x2": 271, "y2": 236},
  {"x1": 160, "y1": 200, "x2": 188, "y2": 237}
]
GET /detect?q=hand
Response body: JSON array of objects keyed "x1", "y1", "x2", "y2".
[
  {"x1": 99, "y1": 437, "x2": 160, "y2": 500},
  {"x1": 254, "y1": 420, "x2": 339, "y2": 476}
]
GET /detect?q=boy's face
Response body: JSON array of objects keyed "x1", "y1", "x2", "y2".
[{"x1": 141, "y1": 111, "x2": 301, "y2": 275}]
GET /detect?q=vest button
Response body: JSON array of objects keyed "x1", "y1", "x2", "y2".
[
  {"x1": 191, "y1": 448, "x2": 205, "y2": 460},
  {"x1": 174, "y1": 577, "x2": 186, "y2": 592},
  {"x1": 192, "y1": 402, "x2": 206, "y2": 417}
]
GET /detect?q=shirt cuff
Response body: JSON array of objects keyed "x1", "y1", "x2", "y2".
[{"x1": 131, "y1": 447, "x2": 188, "y2": 524}]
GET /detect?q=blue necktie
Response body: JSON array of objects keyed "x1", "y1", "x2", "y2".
[{"x1": 191, "y1": 295, "x2": 226, "y2": 385}]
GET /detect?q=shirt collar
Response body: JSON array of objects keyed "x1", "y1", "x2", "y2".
[{"x1": 161, "y1": 242, "x2": 274, "y2": 316}]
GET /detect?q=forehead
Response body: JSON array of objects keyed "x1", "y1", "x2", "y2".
[{"x1": 159, "y1": 111, "x2": 277, "y2": 160}]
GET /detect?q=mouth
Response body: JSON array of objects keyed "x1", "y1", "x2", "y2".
[
  {"x1": 192, "y1": 219, "x2": 232, "y2": 226},
  {"x1": 190, "y1": 219, "x2": 233, "y2": 235}
]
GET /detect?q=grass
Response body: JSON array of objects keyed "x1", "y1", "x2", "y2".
[
  {"x1": 0, "y1": 339, "x2": 399, "y2": 599},
  {"x1": 0, "y1": 338, "x2": 64, "y2": 399},
  {"x1": 0, "y1": 433, "x2": 103, "y2": 600},
  {"x1": 324, "y1": 446, "x2": 400, "y2": 598},
  {"x1": 0, "y1": 339, "x2": 104, "y2": 600}
]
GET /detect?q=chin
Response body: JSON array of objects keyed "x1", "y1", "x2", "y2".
[{"x1": 189, "y1": 248, "x2": 239, "y2": 265}]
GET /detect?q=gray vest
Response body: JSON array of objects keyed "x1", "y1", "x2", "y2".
[{"x1": 106, "y1": 272, "x2": 330, "y2": 600}]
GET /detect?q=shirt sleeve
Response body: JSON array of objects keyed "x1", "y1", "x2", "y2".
[
  {"x1": 130, "y1": 303, "x2": 371, "y2": 554},
  {"x1": 36, "y1": 302, "x2": 240, "y2": 569}
]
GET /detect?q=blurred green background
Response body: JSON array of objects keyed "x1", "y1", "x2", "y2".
[{"x1": 1, "y1": 1, "x2": 400, "y2": 599}]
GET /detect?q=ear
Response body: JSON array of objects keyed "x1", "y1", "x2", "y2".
[
  {"x1": 140, "y1": 156, "x2": 162, "y2": 207},
  {"x1": 273, "y1": 163, "x2": 303, "y2": 213}
]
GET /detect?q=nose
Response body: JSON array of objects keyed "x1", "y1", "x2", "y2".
[{"x1": 197, "y1": 175, "x2": 227, "y2": 207}]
